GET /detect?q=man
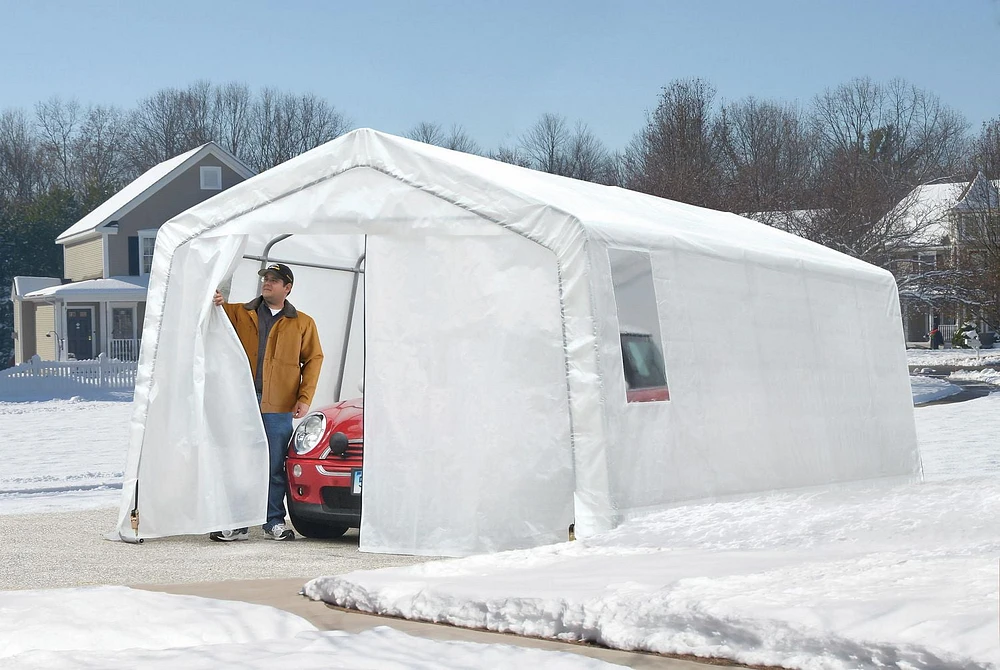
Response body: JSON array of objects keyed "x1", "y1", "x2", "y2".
[{"x1": 209, "y1": 262, "x2": 324, "y2": 541}]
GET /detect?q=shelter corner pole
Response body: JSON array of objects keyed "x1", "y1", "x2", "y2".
[
  {"x1": 334, "y1": 251, "x2": 366, "y2": 402},
  {"x1": 259, "y1": 234, "x2": 293, "y2": 271}
]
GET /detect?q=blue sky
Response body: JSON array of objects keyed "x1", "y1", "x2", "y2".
[{"x1": 3, "y1": 0, "x2": 999, "y2": 151}]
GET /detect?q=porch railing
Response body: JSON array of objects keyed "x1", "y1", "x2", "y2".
[
  {"x1": 938, "y1": 325, "x2": 958, "y2": 343},
  {"x1": 0, "y1": 353, "x2": 136, "y2": 396},
  {"x1": 109, "y1": 338, "x2": 140, "y2": 362}
]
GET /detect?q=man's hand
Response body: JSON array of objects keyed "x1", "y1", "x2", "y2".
[
  {"x1": 293, "y1": 402, "x2": 310, "y2": 419},
  {"x1": 213, "y1": 289, "x2": 224, "y2": 306}
]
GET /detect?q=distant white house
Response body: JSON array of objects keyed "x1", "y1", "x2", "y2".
[
  {"x1": 891, "y1": 174, "x2": 1000, "y2": 343},
  {"x1": 9, "y1": 142, "x2": 254, "y2": 364}
]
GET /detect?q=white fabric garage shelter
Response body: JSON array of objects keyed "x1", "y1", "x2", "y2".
[{"x1": 115, "y1": 129, "x2": 920, "y2": 556}]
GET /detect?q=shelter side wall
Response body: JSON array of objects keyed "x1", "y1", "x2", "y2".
[
  {"x1": 109, "y1": 156, "x2": 246, "y2": 277},
  {"x1": 596, "y1": 243, "x2": 919, "y2": 514},
  {"x1": 63, "y1": 237, "x2": 104, "y2": 281},
  {"x1": 34, "y1": 304, "x2": 56, "y2": 360}
]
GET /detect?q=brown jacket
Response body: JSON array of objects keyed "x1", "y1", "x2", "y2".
[{"x1": 222, "y1": 296, "x2": 324, "y2": 413}]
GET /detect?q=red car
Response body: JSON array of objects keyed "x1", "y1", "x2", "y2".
[
  {"x1": 285, "y1": 332, "x2": 668, "y2": 539},
  {"x1": 285, "y1": 398, "x2": 364, "y2": 539}
]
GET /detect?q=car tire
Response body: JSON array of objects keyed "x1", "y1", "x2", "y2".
[{"x1": 288, "y1": 508, "x2": 350, "y2": 539}]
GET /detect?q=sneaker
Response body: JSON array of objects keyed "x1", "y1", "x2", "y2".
[
  {"x1": 263, "y1": 523, "x2": 295, "y2": 541},
  {"x1": 209, "y1": 528, "x2": 249, "y2": 542}
]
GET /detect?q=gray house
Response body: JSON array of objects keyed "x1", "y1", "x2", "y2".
[{"x1": 10, "y1": 142, "x2": 254, "y2": 363}]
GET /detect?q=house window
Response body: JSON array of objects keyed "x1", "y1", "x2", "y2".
[
  {"x1": 200, "y1": 166, "x2": 223, "y2": 190},
  {"x1": 608, "y1": 248, "x2": 669, "y2": 403},
  {"x1": 110, "y1": 305, "x2": 139, "y2": 361},
  {"x1": 957, "y1": 218, "x2": 970, "y2": 241},
  {"x1": 112, "y1": 307, "x2": 135, "y2": 340},
  {"x1": 138, "y1": 229, "x2": 157, "y2": 276},
  {"x1": 969, "y1": 250, "x2": 987, "y2": 271}
]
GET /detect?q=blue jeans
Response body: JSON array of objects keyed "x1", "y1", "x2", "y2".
[{"x1": 259, "y1": 396, "x2": 293, "y2": 530}]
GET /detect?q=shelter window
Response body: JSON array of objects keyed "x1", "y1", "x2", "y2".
[
  {"x1": 200, "y1": 166, "x2": 222, "y2": 190},
  {"x1": 608, "y1": 248, "x2": 669, "y2": 402}
]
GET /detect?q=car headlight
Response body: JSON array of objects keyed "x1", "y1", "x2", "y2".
[{"x1": 292, "y1": 414, "x2": 326, "y2": 455}]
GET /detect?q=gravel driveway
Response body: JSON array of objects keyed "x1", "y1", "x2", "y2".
[{"x1": 0, "y1": 506, "x2": 433, "y2": 591}]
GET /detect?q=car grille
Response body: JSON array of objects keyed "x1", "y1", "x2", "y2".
[
  {"x1": 321, "y1": 487, "x2": 362, "y2": 512},
  {"x1": 325, "y1": 444, "x2": 363, "y2": 461}
]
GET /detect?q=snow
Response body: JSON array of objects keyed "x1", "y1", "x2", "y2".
[
  {"x1": 0, "y1": 397, "x2": 131, "y2": 515},
  {"x1": 2, "y1": 371, "x2": 999, "y2": 668},
  {"x1": 950, "y1": 368, "x2": 1000, "y2": 385},
  {"x1": 906, "y1": 347, "x2": 1000, "y2": 366},
  {"x1": 908, "y1": 374, "x2": 961, "y2": 404},
  {"x1": 306, "y1": 395, "x2": 1000, "y2": 669},
  {"x1": 0, "y1": 587, "x2": 614, "y2": 669}
]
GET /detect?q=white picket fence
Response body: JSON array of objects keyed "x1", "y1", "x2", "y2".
[{"x1": 0, "y1": 354, "x2": 137, "y2": 397}]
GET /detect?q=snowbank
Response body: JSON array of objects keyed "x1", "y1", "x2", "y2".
[
  {"x1": 305, "y1": 394, "x2": 1000, "y2": 669},
  {"x1": 949, "y1": 368, "x2": 1000, "y2": 385},
  {"x1": 0, "y1": 587, "x2": 620, "y2": 669},
  {"x1": 909, "y1": 375, "x2": 962, "y2": 404},
  {"x1": 906, "y1": 348, "x2": 1000, "y2": 366}
]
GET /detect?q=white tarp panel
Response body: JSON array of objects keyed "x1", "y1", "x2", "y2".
[
  {"x1": 593, "y1": 242, "x2": 918, "y2": 517},
  {"x1": 118, "y1": 235, "x2": 269, "y2": 539},
  {"x1": 116, "y1": 129, "x2": 919, "y2": 553},
  {"x1": 362, "y1": 233, "x2": 574, "y2": 556}
]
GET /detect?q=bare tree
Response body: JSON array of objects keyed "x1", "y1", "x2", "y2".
[
  {"x1": 603, "y1": 150, "x2": 629, "y2": 187},
  {"x1": 33, "y1": 98, "x2": 130, "y2": 207},
  {"x1": 970, "y1": 117, "x2": 1000, "y2": 179},
  {"x1": 125, "y1": 88, "x2": 201, "y2": 172},
  {"x1": 626, "y1": 78, "x2": 724, "y2": 208},
  {"x1": 441, "y1": 124, "x2": 479, "y2": 154},
  {"x1": 246, "y1": 88, "x2": 349, "y2": 171},
  {"x1": 717, "y1": 97, "x2": 817, "y2": 215},
  {"x1": 521, "y1": 113, "x2": 571, "y2": 175},
  {"x1": 488, "y1": 144, "x2": 531, "y2": 168},
  {"x1": 0, "y1": 108, "x2": 45, "y2": 204},
  {"x1": 210, "y1": 82, "x2": 253, "y2": 158},
  {"x1": 76, "y1": 104, "x2": 129, "y2": 206},
  {"x1": 518, "y1": 114, "x2": 611, "y2": 181},
  {"x1": 806, "y1": 77, "x2": 970, "y2": 267},
  {"x1": 406, "y1": 121, "x2": 446, "y2": 146},
  {"x1": 811, "y1": 77, "x2": 968, "y2": 185},
  {"x1": 564, "y1": 122, "x2": 611, "y2": 182},
  {"x1": 295, "y1": 92, "x2": 350, "y2": 155},
  {"x1": 35, "y1": 97, "x2": 82, "y2": 192}
]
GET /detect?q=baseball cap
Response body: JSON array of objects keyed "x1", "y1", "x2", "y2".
[{"x1": 258, "y1": 263, "x2": 294, "y2": 284}]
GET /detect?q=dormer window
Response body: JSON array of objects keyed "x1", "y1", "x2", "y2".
[{"x1": 200, "y1": 166, "x2": 223, "y2": 190}]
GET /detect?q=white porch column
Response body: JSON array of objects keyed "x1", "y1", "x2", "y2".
[
  {"x1": 58, "y1": 301, "x2": 67, "y2": 361},
  {"x1": 101, "y1": 301, "x2": 110, "y2": 357}
]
